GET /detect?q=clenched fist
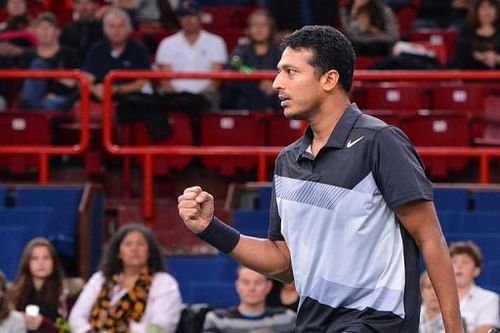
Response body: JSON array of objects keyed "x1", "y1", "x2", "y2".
[{"x1": 177, "y1": 186, "x2": 215, "y2": 234}]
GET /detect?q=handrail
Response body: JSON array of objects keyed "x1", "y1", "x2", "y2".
[
  {"x1": 103, "y1": 70, "x2": 500, "y2": 219},
  {"x1": 0, "y1": 70, "x2": 91, "y2": 183}
]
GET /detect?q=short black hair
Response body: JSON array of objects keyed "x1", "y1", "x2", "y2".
[
  {"x1": 100, "y1": 223, "x2": 165, "y2": 278},
  {"x1": 281, "y1": 25, "x2": 356, "y2": 93}
]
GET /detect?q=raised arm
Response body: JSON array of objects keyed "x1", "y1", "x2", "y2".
[
  {"x1": 178, "y1": 186, "x2": 292, "y2": 282},
  {"x1": 395, "y1": 200, "x2": 464, "y2": 333}
]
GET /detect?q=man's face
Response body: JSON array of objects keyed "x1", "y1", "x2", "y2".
[
  {"x1": 179, "y1": 14, "x2": 202, "y2": 34},
  {"x1": 7, "y1": 0, "x2": 27, "y2": 17},
  {"x1": 451, "y1": 253, "x2": 480, "y2": 288},
  {"x1": 34, "y1": 21, "x2": 59, "y2": 47},
  {"x1": 273, "y1": 47, "x2": 326, "y2": 120},
  {"x1": 104, "y1": 13, "x2": 131, "y2": 45},
  {"x1": 74, "y1": 0, "x2": 97, "y2": 22},
  {"x1": 235, "y1": 268, "x2": 272, "y2": 307}
]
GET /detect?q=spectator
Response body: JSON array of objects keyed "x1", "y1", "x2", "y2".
[
  {"x1": 339, "y1": 0, "x2": 400, "y2": 56},
  {"x1": 10, "y1": 238, "x2": 68, "y2": 333},
  {"x1": 202, "y1": 266, "x2": 296, "y2": 333},
  {"x1": 0, "y1": 0, "x2": 35, "y2": 108},
  {"x1": 60, "y1": 0, "x2": 104, "y2": 66},
  {"x1": 18, "y1": 12, "x2": 79, "y2": 111},
  {"x1": 83, "y1": 7, "x2": 151, "y2": 101},
  {"x1": 104, "y1": 0, "x2": 179, "y2": 28},
  {"x1": 266, "y1": 281, "x2": 298, "y2": 312},
  {"x1": 221, "y1": 8, "x2": 281, "y2": 111},
  {"x1": 419, "y1": 270, "x2": 445, "y2": 333},
  {"x1": 450, "y1": 240, "x2": 500, "y2": 333},
  {"x1": 69, "y1": 223, "x2": 183, "y2": 333},
  {"x1": 449, "y1": 0, "x2": 500, "y2": 69},
  {"x1": 0, "y1": 270, "x2": 26, "y2": 333},
  {"x1": 155, "y1": 0, "x2": 228, "y2": 107}
]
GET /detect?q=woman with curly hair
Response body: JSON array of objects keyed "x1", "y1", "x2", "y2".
[
  {"x1": 69, "y1": 223, "x2": 183, "y2": 333},
  {"x1": 11, "y1": 238, "x2": 67, "y2": 333}
]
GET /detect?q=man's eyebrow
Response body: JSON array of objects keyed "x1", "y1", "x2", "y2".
[{"x1": 277, "y1": 64, "x2": 296, "y2": 70}]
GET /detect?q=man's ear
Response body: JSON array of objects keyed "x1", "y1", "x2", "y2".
[{"x1": 322, "y1": 69, "x2": 340, "y2": 92}]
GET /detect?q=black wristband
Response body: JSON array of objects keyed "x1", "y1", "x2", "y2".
[{"x1": 197, "y1": 217, "x2": 240, "y2": 253}]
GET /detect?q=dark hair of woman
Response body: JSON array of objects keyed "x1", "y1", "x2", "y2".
[
  {"x1": 0, "y1": 270, "x2": 10, "y2": 322},
  {"x1": 11, "y1": 238, "x2": 64, "y2": 311},
  {"x1": 99, "y1": 223, "x2": 165, "y2": 278}
]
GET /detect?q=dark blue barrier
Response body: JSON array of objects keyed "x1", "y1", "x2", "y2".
[{"x1": 16, "y1": 187, "x2": 82, "y2": 257}]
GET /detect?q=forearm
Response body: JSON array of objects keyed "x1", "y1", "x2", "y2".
[
  {"x1": 421, "y1": 236, "x2": 464, "y2": 332},
  {"x1": 230, "y1": 237, "x2": 292, "y2": 282},
  {"x1": 115, "y1": 79, "x2": 146, "y2": 95}
]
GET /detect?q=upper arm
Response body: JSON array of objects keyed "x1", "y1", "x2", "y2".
[
  {"x1": 69, "y1": 273, "x2": 102, "y2": 333},
  {"x1": 394, "y1": 200, "x2": 443, "y2": 248}
]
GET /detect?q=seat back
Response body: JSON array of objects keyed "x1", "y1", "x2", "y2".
[
  {"x1": 132, "y1": 112, "x2": 194, "y2": 175},
  {"x1": 200, "y1": 111, "x2": 266, "y2": 176}
]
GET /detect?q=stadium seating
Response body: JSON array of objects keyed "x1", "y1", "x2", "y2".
[
  {"x1": 472, "y1": 190, "x2": 500, "y2": 211},
  {"x1": 167, "y1": 255, "x2": 239, "y2": 305},
  {"x1": 15, "y1": 186, "x2": 83, "y2": 257},
  {"x1": 430, "y1": 83, "x2": 494, "y2": 118},
  {"x1": 433, "y1": 187, "x2": 470, "y2": 211},
  {"x1": 0, "y1": 112, "x2": 53, "y2": 175},
  {"x1": 0, "y1": 225, "x2": 26, "y2": 280},
  {"x1": 475, "y1": 96, "x2": 500, "y2": 145},
  {"x1": 403, "y1": 110, "x2": 471, "y2": 178},
  {"x1": 409, "y1": 29, "x2": 459, "y2": 64},
  {"x1": 200, "y1": 111, "x2": 267, "y2": 177},
  {"x1": 460, "y1": 211, "x2": 500, "y2": 233},
  {"x1": 360, "y1": 82, "x2": 431, "y2": 110},
  {"x1": 130, "y1": 112, "x2": 194, "y2": 175},
  {"x1": 267, "y1": 113, "x2": 304, "y2": 147}
]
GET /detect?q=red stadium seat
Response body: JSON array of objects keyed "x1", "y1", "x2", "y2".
[
  {"x1": 131, "y1": 112, "x2": 194, "y2": 174},
  {"x1": 430, "y1": 83, "x2": 494, "y2": 139},
  {"x1": 362, "y1": 82, "x2": 431, "y2": 110},
  {"x1": 404, "y1": 110, "x2": 471, "y2": 178},
  {"x1": 200, "y1": 6, "x2": 257, "y2": 29},
  {"x1": 200, "y1": 111, "x2": 267, "y2": 177},
  {"x1": 267, "y1": 113, "x2": 304, "y2": 147},
  {"x1": 0, "y1": 112, "x2": 52, "y2": 174},
  {"x1": 355, "y1": 56, "x2": 385, "y2": 70},
  {"x1": 430, "y1": 83, "x2": 494, "y2": 116},
  {"x1": 475, "y1": 96, "x2": 500, "y2": 146},
  {"x1": 409, "y1": 29, "x2": 459, "y2": 64}
]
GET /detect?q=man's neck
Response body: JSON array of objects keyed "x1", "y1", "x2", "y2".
[
  {"x1": 238, "y1": 303, "x2": 266, "y2": 316},
  {"x1": 309, "y1": 94, "x2": 350, "y2": 156},
  {"x1": 110, "y1": 41, "x2": 127, "y2": 56},
  {"x1": 457, "y1": 283, "x2": 474, "y2": 300},
  {"x1": 32, "y1": 277, "x2": 44, "y2": 291},
  {"x1": 183, "y1": 30, "x2": 200, "y2": 45},
  {"x1": 37, "y1": 44, "x2": 59, "y2": 58}
]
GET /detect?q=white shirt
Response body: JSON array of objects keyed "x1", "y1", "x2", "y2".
[
  {"x1": 460, "y1": 284, "x2": 500, "y2": 332},
  {"x1": 155, "y1": 30, "x2": 228, "y2": 93},
  {"x1": 69, "y1": 271, "x2": 184, "y2": 333},
  {"x1": 0, "y1": 311, "x2": 26, "y2": 333}
]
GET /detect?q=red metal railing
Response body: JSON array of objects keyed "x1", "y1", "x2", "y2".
[
  {"x1": 103, "y1": 70, "x2": 500, "y2": 219},
  {"x1": 0, "y1": 70, "x2": 91, "y2": 182}
]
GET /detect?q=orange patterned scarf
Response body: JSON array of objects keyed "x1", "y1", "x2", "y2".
[{"x1": 90, "y1": 269, "x2": 153, "y2": 333}]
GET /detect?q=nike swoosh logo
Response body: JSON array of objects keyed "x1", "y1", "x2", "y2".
[{"x1": 346, "y1": 136, "x2": 364, "y2": 148}]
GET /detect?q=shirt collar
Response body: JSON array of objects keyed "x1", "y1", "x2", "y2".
[{"x1": 297, "y1": 103, "x2": 362, "y2": 160}]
